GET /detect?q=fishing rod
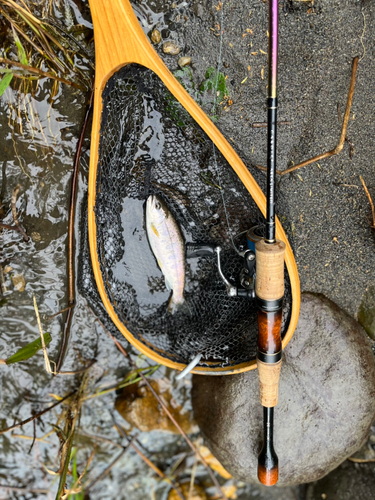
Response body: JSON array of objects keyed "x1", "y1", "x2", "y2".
[{"x1": 255, "y1": 0, "x2": 285, "y2": 486}]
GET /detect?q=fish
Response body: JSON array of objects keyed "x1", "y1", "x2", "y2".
[{"x1": 146, "y1": 194, "x2": 185, "y2": 314}]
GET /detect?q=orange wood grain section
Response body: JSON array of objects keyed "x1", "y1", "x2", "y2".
[
  {"x1": 87, "y1": 0, "x2": 300, "y2": 373},
  {"x1": 258, "y1": 464, "x2": 279, "y2": 486},
  {"x1": 257, "y1": 309, "x2": 282, "y2": 354}
]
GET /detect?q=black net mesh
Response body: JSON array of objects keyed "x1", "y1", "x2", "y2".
[{"x1": 81, "y1": 63, "x2": 292, "y2": 369}]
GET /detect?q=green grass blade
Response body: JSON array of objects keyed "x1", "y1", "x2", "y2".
[
  {"x1": 0, "y1": 73, "x2": 13, "y2": 96},
  {"x1": 12, "y1": 26, "x2": 28, "y2": 65},
  {"x1": 6, "y1": 332, "x2": 52, "y2": 364}
]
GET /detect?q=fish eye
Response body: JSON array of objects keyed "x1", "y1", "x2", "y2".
[{"x1": 155, "y1": 202, "x2": 161, "y2": 210}]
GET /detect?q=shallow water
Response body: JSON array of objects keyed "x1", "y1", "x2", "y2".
[{"x1": 4, "y1": 0, "x2": 371, "y2": 497}]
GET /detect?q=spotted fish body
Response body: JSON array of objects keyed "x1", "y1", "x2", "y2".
[{"x1": 146, "y1": 195, "x2": 185, "y2": 313}]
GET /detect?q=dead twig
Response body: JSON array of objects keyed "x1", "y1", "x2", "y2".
[
  {"x1": 35, "y1": 295, "x2": 96, "y2": 377},
  {"x1": 255, "y1": 57, "x2": 358, "y2": 176},
  {"x1": 77, "y1": 431, "x2": 124, "y2": 449},
  {"x1": 0, "y1": 222, "x2": 28, "y2": 239},
  {"x1": 94, "y1": 315, "x2": 228, "y2": 500},
  {"x1": 46, "y1": 305, "x2": 74, "y2": 321},
  {"x1": 64, "y1": 446, "x2": 97, "y2": 497},
  {"x1": 348, "y1": 457, "x2": 375, "y2": 463},
  {"x1": 56, "y1": 88, "x2": 94, "y2": 372},
  {"x1": 0, "y1": 484, "x2": 49, "y2": 494},
  {"x1": 0, "y1": 58, "x2": 86, "y2": 90},
  {"x1": 0, "y1": 391, "x2": 76, "y2": 435},
  {"x1": 28, "y1": 417, "x2": 36, "y2": 454},
  {"x1": 252, "y1": 120, "x2": 290, "y2": 128},
  {"x1": 113, "y1": 420, "x2": 186, "y2": 500},
  {"x1": 360, "y1": 176, "x2": 375, "y2": 229},
  {"x1": 84, "y1": 435, "x2": 138, "y2": 492}
]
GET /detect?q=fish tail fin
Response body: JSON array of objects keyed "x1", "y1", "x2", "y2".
[{"x1": 168, "y1": 294, "x2": 190, "y2": 315}]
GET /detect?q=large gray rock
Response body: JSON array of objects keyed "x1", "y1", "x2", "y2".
[
  {"x1": 305, "y1": 460, "x2": 375, "y2": 500},
  {"x1": 192, "y1": 293, "x2": 375, "y2": 486}
]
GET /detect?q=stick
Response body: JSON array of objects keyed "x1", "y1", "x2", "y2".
[
  {"x1": 33, "y1": 294, "x2": 56, "y2": 374},
  {"x1": 0, "y1": 484, "x2": 49, "y2": 494},
  {"x1": 360, "y1": 176, "x2": 375, "y2": 229},
  {"x1": 46, "y1": 305, "x2": 73, "y2": 321},
  {"x1": 84, "y1": 435, "x2": 137, "y2": 492},
  {"x1": 252, "y1": 121, "x2": 290, "y2": 128},
  {"x1": 0, "y1": 392, "x2": 76, "y2": 435},
  {"x1": 55, "y1": 88, "x2": 94, "y2": 372},
  {"x1": 113, "y1": 421, "x2": 186, "y2": 500},
  {"x1": 255, "y1": 57, "x2": 358, "y2": 176},
  {"x1": 77, "y1": 431, "x2": 124, "y2": 449}
]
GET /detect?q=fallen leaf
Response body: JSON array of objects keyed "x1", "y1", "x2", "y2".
[
  {"x1": 168, "y1": 483, "x2": 207, "y2": 500},
  {"x1": 12, "y1": 273, "x2": 26, "y2": 292},
  {"x1": 6, "y1": 333, "x2": 52, "y2": 365},
  {"x1": 198, "y1": 445, "x2": 232, "y2": 479}
]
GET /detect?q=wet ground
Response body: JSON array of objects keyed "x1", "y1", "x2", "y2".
[{"x1": 0, "y1": 0, "x2": 374, "y2": 499}]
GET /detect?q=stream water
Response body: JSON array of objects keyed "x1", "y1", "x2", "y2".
[{"x1": 2, "y1": 0, "x2": 372, "y2": 498}]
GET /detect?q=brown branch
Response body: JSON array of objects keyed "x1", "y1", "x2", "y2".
[
  {"x1": 0, "y1": 391, "x2": 76, "y2": 435},
  {"x1": 0, "y1": 484, "x2": 49, "y2": 494},
  {"x1": 0, "y1": 222, "x2": 28, "y2": 240},
  {"x1": 360, "y1": 176, "x2": 375, "y2": 229},
  {"x1": 85, "y1": 435, "x2": 138, "y2": 492},
  {"x1": 0, "y1": 57, "x2": 86, "y2": 90},
  {"x1": 28, "y1": 418, "x2": 36, "y2": 454},
  {"x1": 46, "y1": 305, "x2": 74, "y2": 321},
  {"x1": 255, "y1": 56, "x2": 358, "y2": 176},
  {"x1": 94, "y1": 315, "x2": 228, "y2": 500},
  {"x1": 77, "y1": 431, "x2": 124, "y2": 449},
  {"x1": 113, "y1": 421, "x2": 186, "y2": 500},
  {"x1": 55, "y1": 88, "x2": 94, "y2": 372}
]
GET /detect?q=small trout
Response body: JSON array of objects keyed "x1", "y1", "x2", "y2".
[{"x1": 146, "y1": 195, "x2": 185, "y2": 313}]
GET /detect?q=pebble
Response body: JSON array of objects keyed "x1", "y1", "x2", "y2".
[
  {"x1": 151, "y1": 29, "x2": 161, "y2": 44},
  {"x1": 178, "y1": 56, "x2": 191, "y2": 68},
  {"x1": 163, "y1": 41, "x2": 180, "y2": 55}
]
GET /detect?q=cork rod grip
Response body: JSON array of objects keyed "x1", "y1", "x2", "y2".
[
  {"x1": 257, "y1": 359, "x2": 282, "y2": 407},
  {"x1": 255, "y1": 239, "x2": 286, "y2": 301}
]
